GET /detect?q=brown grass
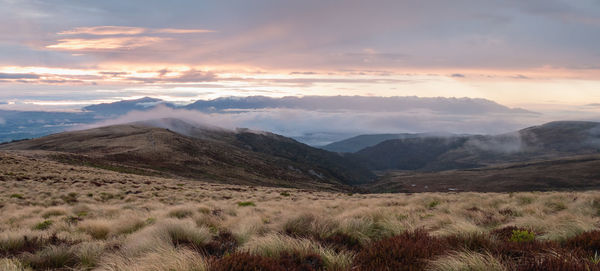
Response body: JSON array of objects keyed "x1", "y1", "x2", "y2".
[{"x1": 2, "y1": 151, "x2": 600, "y2": 270}]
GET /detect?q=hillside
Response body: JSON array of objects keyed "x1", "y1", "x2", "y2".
[
  {"x1": 0, "y1": 119, "x2": 374, "y2": 189},
  {"x1": 350, "y1": 121, "x2": 600, "y2": 171},
  {"x1": 322, "y1": 134, "x2": 423, "y2": 153},
  {"x1": 365, "y1": 154, "x2": 600, "y2": 193}
]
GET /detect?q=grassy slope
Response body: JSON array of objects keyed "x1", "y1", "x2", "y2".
[{"x1": 2, "y1": 151, "x2": 600, "y2": 270}]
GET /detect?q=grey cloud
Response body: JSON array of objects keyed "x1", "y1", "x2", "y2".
[{"x1": 0, "y1": 73, "x2": 40, "y2": 79}]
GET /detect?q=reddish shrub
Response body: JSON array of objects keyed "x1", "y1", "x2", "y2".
[
  {"x1": 565, "y1": 230, "x2": 600, "y2": 254},
  {"x1": 211, "y1": 252, "x2": 324, "y2": 271},
  {"x1": 202, "y1": 231, "x2": 238, "y2": 257},
  {"x1": 353, "y1": 229, "x2": 447, "y2": 271},
  {"x1": 212, "y1": 253, "x2": 285, "y2": 271},
  {"x1": 278, "y1": 252, "x2": 324, "y2": 271},
  {"x1": 444, "y1": 233, "x2": 495, "y2": 252},
  {"x1": 514, "y1": 250, "x2": 600, "y2": 271}
]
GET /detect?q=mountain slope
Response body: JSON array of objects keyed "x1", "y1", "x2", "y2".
[
  {"x1": 0, "y1": 120, "x2": 374, "y2": 189},
  {"x1": 83, "y1": 97, "x2": 176, "y2": 115},
  {"x1": 321, "y1": 133, "x2": 457, "y2": 153},
  {"x1": 350, "y1": 121, "x2": 600, "y2": 171},
  {"x1": 365, "y1": 154, "x2": 600, "y2": 193}
]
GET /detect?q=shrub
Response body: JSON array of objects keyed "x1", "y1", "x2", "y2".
[
  {"x1": 445, "y1": 233, "x2": 495, "y2": 253},
  {"x1": 61, "y1": 192, "x2": 79, "y2": 204},
  {"x1": 41, "y1": 209, "x2": 66, "y2": 219},
  {"x1": 515, "y1": 250, "x2": 600, "y2": 271},
  {"x1": 428, "y1": 200, "x2": 441, "y2": 209},
  {"x1": 491, "y1": 226, "x2": 532, "y2": 241},
  {"x1": 280, "y1": 192, "x2": 291, "y2": 197},
  {"x1": 237, "y1": 201, "x2": 256, "y2": 207},
  {"x1": 510, "y1": 229, "x2": 535, "y2": 243},
  {"x1": 212, "y1": 252, "x2": 284, "y2": 271},
  {"x1": 9, "y1": 194, "x2": 23, "y2": 199},
  {"x1": 212, "y1": 251, "x2": 324, "y2": 271},
  {"x1": 33, "y1": 220, "x2": 53, "y2": 231},
  {"x1": 566, "y1": 230, "x2": 600, "y2": 253},
  {"x1": 201, "y1": 231, "x2": 238, "y2": 257},
  {"x1": 353, "y1": 230, "x2": 447, "y2": 270}
]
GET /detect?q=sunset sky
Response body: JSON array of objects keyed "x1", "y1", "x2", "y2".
[{"x1": 1, "y1": 0, "x2": 600, "y2": 112}]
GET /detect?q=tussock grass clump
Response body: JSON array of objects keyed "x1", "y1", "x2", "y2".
[
  {"x1": 354, "y1": 229, "x2": 447, "y2": 270},
  {"x1": 24, "y1": 245, "x2": 78, "y2": 270},
  {"x1": 242, "y1": 234, "x2": 353, "y2": 270},
  {"x1": 75, "y1": 241, "x2": 105, "y2": 268},
  {"x1": 159, "y1": 220, "x2": 211, "y2": 248},
  {"x1": 98, "y1": 247, "x2": 208, "y2": 271},
  {"x1": 0, "y1": 258, "x2": 31, "y2": 271},
  {"x1": 78, "y1": 219, "x2": 111, "y2": 240},
  {"x1": 168, "y1": 207, "x2": 194, "y2": 219},
  {"x1": 0, "y1": 231, "x2": 47, "y2": 256},
  {"x1": 428, "y1": 251, "x2": 507, "y2": 271}
]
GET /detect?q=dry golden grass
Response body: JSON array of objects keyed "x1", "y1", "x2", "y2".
[{"x1": 2, "y1": 151, "x2": 600, "y2": 270}]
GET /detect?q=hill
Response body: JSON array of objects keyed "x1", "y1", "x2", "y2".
[
  {"x1": 321, "y1": 132, "x2": 459, "y2": 153},
  {"x1": 365, "y1": 154, "x2": 600, "y2": 193},
  {"x1": 0, "y1": 119, "x2": 374, "y2": 189},
  {"x1": 350, "y1": 121, "x2": 600, "y2": 171}
]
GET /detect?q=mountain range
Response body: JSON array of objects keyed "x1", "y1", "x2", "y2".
[{"x1": 1, "y1": 118, "x2": 600, "y2": 193}]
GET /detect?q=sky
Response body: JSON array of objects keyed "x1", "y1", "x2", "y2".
[{"x1": 0, "y1": 0, "x2": 600, "y2": 113}]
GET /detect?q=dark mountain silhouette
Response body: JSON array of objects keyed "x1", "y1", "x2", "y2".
[{"x1": 83, "y1": 97, "x2": 176, "y2": 115}]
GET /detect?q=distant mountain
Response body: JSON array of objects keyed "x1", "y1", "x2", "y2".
[
  {"x1": 184, "y1": 95, "x2": 534, "y2": 114},
  {"x1": 350, "y1": 121, "x2": 600, "y2": 171},
  {"x1": 321, "y1": 133, "x2": 457, "y2": 153},
  {"x1": 0, "y1": 119, "x2": 374, "y2": 189},
  {"x1": 83, "y1": 97, "x2": 176, "y2": 115}
]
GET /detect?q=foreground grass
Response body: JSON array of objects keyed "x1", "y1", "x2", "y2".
[{"x1": 2, "y1": 151, "x2": 600, "y2": 270}]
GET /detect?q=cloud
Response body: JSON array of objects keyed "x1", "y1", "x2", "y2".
[
  {"x1": 46, "y1": 36, "x2": 167, "y2": 50},
  {"x1": 0, "y1": 73, "x2": 40, "y2": 79},
  {"x1": 81, "y1": 101, "x2": 544, "y2": 145},
  {"x1": 58, "y1": 26, "x2": 146, "y2": 35},
  {"x1": 451, "y1": 73, "x2": 465, "y2": 78},
  {"x1": 57, "y1": 26, "x2": 214, "y2": 36}
]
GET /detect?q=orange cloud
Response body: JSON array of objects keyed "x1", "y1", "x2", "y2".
[
  {"x1": 57, "y1": 26, "x2": 214, "y2": 35},
  {"x1": 58, "y1": 26, "x2": 146, "y2": 35},
  {"x1": 46, "y1": 37, "x2": 167, "y2": 50}
]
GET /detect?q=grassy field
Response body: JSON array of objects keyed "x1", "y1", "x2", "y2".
[{"x1": 3, "y1": 151, "x2": 600, "y2": 270}]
